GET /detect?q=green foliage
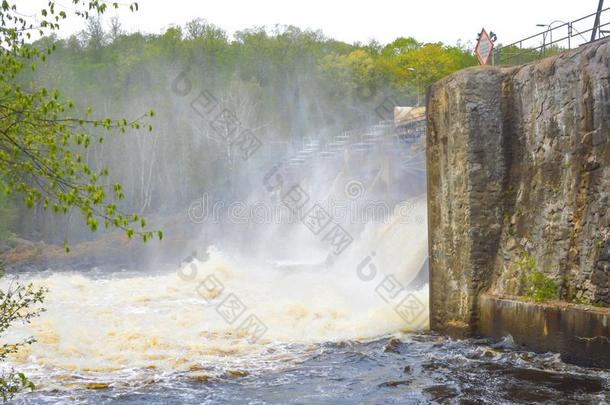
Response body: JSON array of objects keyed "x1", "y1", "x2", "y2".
[
  {"x1": 0, "y1": 265, "x2": 46, "y2": 401},
  {"x1": 319, "y1": 36, "x2": 477, "y2": 100},
  {"x1": 0, "y1": 184, "x2": 16, "y2": 242},
  {"x1": 526, "y1": 271, "x2": 558, "y2": 303},
  {"x1": 571, "y1": 295, "x2": 591, "y2": 306},
  {"x1": 0, "y1": 1, "x2": 160, "y2": 401},
  {"x1": 516, "y1": 252, "x2": 558, "y2": 303},
  {"x1": 11, "y1": 21, "x2": 477, "y2": 243},
  {"x1": 0, "y1": 1, "x2": 161, "y2": 245},
  {"x1": 494, "y1": 44, "x2": 567, "y2": 66},
  {"x1": 375, "y1": 37, "x2": 477, "y2": 92},
  {"x1": 320, "y1": 49, "x2": 382, "y2": 99}
]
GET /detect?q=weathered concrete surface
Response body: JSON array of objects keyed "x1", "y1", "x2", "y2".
[
  {"x1": 480, "y1": 295, "x2": 609, "y2": 368},
  {"x1": 427, "y1": 39, "x2": 610, "y2": 340}
]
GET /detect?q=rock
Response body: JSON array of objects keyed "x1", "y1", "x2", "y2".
[
  {"x1": 188, "y1": 364, "x2": 205, "y2": 372},
  {"x1": 427, "y1": 38, "x2": 610, "y2": 335},
  {"x1": 225, "y1": 370, "x2": 248, "y2": 378},
  {"x1": 584, "y1": 156, "x2": 600, "y2": 172},
  {"x1": 383, "y1": 337, "x2": 401, "y2": 353},
  {"x1": 188, "y1": 373, "x2": 210, "y2": 382},
  {"x1": 378, "y1": 380, "x2": 410, "y2": 388},
  {"x1": 7, "y1": 236, "x2": 35, "y2": 248},
  {"x1": 599, "y1": 240, "x2": 610, "y2": 261},
  {"x1": 591, "y1": 129, "x2": 607, "y2": 147},
  {"x1": 423, "y1": 385, "x2": 459, "y2": 401},
  {"x1": 581, "y1": 131, "x2": 594, "y2": 145},
  {"x1": 85, "y1": 383, "x2": 109, "y2": 390}
]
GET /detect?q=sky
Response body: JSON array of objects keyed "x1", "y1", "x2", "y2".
[{"x1": 18, "y1": 0, "x2": 603, "y2": 47}]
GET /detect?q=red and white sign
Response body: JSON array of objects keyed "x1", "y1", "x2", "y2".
[{"x1": 475, "y1": 28, "x2": 494, "y2": 65}]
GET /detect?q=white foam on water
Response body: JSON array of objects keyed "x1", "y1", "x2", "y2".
[{"x1": 1, "y1": 195, "x2": 428, "y2": 390}]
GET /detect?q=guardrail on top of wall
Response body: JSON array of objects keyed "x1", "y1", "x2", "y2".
[{"x1": 493, "y1": 6, "x2": 610, "y2": 65}]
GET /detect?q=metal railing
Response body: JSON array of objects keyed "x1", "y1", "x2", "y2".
[{"x1": 493, "y1": 7, "x2": 610, "y2": 65}]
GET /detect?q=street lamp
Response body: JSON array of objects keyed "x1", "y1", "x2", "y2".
[
  {"x1": 537, "y1": 23, "x2": 550, "y2": 53},
  {"x1": 536, "y1": 20, "x2": 567, "y2": 51},
  {"x1": 407, "y1": 67, "x2": 420, "y2": 106}
]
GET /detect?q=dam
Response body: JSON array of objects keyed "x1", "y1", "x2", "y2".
[
  {"x1": 0, "y1": 4, "x2": 609, "y2": 402},
  {"x1": 427, "y1": 36, "x2": 610, "y2": 367}
]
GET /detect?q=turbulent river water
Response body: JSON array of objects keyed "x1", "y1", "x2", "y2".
[{"x1": 2, "y1": 195, "x2": 609, "y2": 404}]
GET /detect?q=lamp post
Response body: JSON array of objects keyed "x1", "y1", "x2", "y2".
[
  {"x1": 536, "y1": 20, "x2": 567, "y2": 53},
  {"x1": 407, "y1": 67, "x2": 419, "y2": 106},
  {"x1": 536, "y1": 23, "x2": 548, "y2": 53}
]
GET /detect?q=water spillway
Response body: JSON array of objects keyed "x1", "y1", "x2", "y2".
[
  {"x1": 2, "y1": 115, "x2": 435, "y2": 400},
  {"x1": 3, "y1": 46, "x2": 610, "y2": 400}
]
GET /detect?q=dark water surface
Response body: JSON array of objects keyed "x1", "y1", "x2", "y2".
[{"x1": 10, "y1": 333, "x2": 609, "y2": 404}]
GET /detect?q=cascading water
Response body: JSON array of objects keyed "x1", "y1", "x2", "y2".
[
  {"x1": 2, "y1": 127, "x2": 608, "y2": 404},
  {"x1": 1, "y1": 126, "x2": 434, "y2": 396},
  {"x1": 3, "y1": 196, "x2": 428, "y2": 385}
]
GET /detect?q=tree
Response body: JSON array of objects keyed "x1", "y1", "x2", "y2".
[
  {"x1": 381, "y1": 37, "x2": 421, "y2": 57},
  {"x1": 108, "y1": 16, "x2": 124, "y2": 43},
  {"x1": 0, "y1": 1, "x2": 160, "y2": 400},
  {"x1": 0, "y1": 277, "x2": 46, "y2": 401},
  {"x1": 9, "y1": 13, "x2": 479, "y2": 243},
  {"x1": 0, "y1": 185, "x2": 16, "y2": 242},
  {"x1": 0, "y1": 0, "x2": 161, "y2": 245},
  {"x1": 320, "y1": 49, "x2": 382, "y2": 100},
  {"x1": 82, "y1": 15, "x2": 105, "y2": 51}
]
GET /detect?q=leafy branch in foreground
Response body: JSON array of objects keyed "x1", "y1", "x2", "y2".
[
  {"x1": 0, "y1": 271, "x2": 46, "y2": 402},
  {"x1": 0, "y1": 1, "x2": 162, "y2": 246},
  {"x1": 0, "y1": 1, "x2": 152, "y2": 401}
]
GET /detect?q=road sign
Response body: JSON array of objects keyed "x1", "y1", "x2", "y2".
[{"x1": 475, "y1": 28, "x2": 494, "y2": 65}]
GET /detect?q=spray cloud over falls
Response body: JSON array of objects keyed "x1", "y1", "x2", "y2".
[{"x1": 3, "y1": 21, "x2": 431, "y2": 391}]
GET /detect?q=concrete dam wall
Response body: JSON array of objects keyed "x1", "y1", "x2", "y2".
[{"x1": 426, "y1": 39, "x2": 610, "y2": 366}]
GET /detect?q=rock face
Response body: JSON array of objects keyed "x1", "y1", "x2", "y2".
[{"x1": 427, "y1": 39, "x2": 610, "y2": 334}]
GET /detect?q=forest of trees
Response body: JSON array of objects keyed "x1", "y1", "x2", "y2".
[{"x1": 4, "y1": 17, "x2": 478, "y2": 245}]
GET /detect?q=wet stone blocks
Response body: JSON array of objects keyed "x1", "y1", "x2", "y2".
[{"x1": 426, "y1": 38, "x2": 610, "y2": 365}]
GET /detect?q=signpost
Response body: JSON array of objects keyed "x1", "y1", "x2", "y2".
[{"x1": 475, "y1": 28, "x2": 494, "y2": 65}]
